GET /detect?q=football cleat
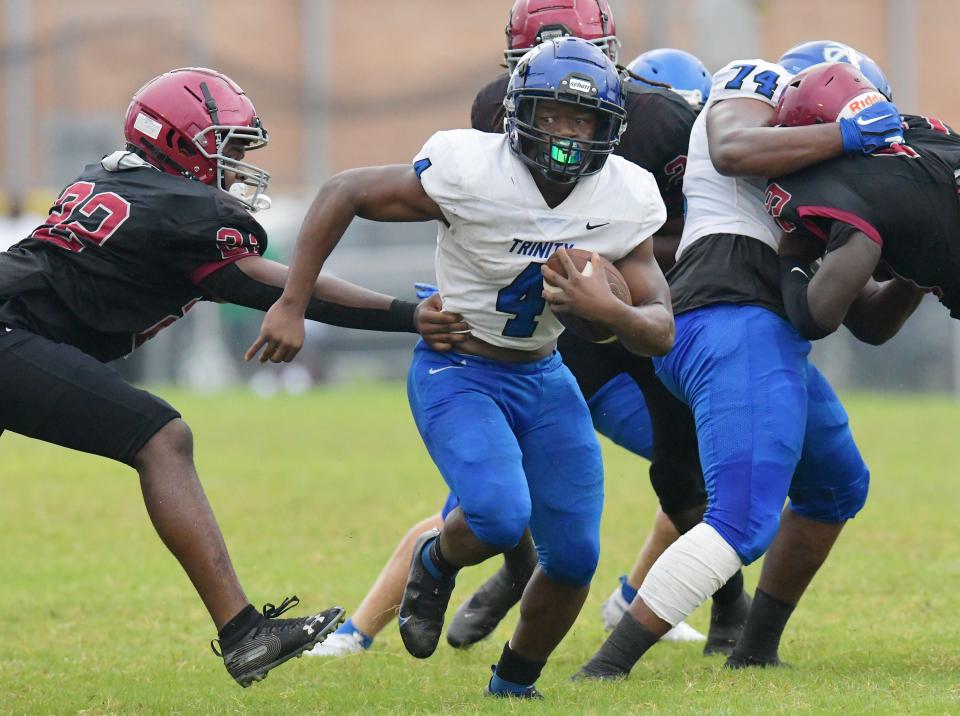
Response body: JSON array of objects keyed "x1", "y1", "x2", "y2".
[
  {"x1": 211, "y1": 597, "x2": 344, "y2": 687},
  {"x1": 662, "y1": 620, "x2": 707, "y2": 643},
  {"x1": 724, "y1": 652, "x2": 789, "y2": 669},
  {"x1": 398, "y1": 529, "x2": 456, "y2": 659},
  {"x1": 601, "y1": 577, "x2": 706, "y2": 642},
  {"x1": 703, "y1": 590, "x2": 752, "y2": 656},
  {"x1": 305, "y1": 629, "x2": 370, "y2": 658},
  {"x1": 447, "y1": 563, "x2": 527, "y2": 648},
  {"x1": 484, "y1": 666, "x2": 544, "y2": 699}
]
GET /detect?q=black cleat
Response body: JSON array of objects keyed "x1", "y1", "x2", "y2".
[
  {"x1": 447, "y1": 564, "x2": 526, "y2": 649},
  {"x1": 704, "y1": 590, "x2": 752, "y2": 656},
  {"x1": 398, "y1": 529, "x2": 456, "y2": 659},
  {"x1": 724, "y1": 651, "x2": 789, "y2": 669},
  {"x1": 570, "y1": 661, "x2": 630, "y2": 682},
  {"x1": 212, "y1": 597, "x2": 345, "y2": 688},
  {"x1": 483, "y1": 666, "x2": 544, "y2": 699}
]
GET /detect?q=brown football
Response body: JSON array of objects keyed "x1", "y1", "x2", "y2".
[{"x1": 543, "y1": 248, "x2": 632, "y2": 343}]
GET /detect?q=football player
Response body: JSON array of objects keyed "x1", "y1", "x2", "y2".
[
  {"x1": 763, "y1": 63, "x2": 936, "y2": 341},
  {"x1": 575, "y1": 43, "x2": 907, "y2": 680},
  {"x1": 454, "y1": 1, "x2": 751, "y2": 654},
  {"x1": 310, "y1": 11, "x2": 741, "y2": 659},
  {"x1": 0, "y1": 67, "x2": 465, "y2": 687},
  {"x1": 248, "y1": 38, "x2": 674, "y2": 698}
]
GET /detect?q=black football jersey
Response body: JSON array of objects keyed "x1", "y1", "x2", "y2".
[
  {"x1": 767, "y1": 115, "x2": 960, "y2": 316},
  {"x1": 0, "y1": 155, "x2": 267, "y2": 361},
  {"x1": 470, "y1": 74, "x2": 697, "y2": 220}
]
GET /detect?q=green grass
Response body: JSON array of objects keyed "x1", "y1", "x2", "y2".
[{"x1": 1, "y1": 385, "x2": 958, "y2": 714}]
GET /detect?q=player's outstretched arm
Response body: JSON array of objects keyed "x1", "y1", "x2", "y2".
[
  {"x1": 780, "y1": 229, "x2": 881, "y2": 339},
  {"x1": 707, "y1": 95, "x2": 903, "y2": 178},
  {"x1": 542, "y1": 242, "x2": 674, "y2": 357},
  {"x1": 202, "y1": 257, "x2": 468, "y2": 347},
  {"x1": 245, "y1": 165, "x2": 446, "y2": 363}
]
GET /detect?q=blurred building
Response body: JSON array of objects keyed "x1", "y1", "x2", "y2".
[{"x1": 1, "y1": 0, "x2": 958, "y2": 391}]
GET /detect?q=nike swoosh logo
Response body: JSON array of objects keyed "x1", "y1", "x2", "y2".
[
  {"x1": 791, "y1": 266, "x2": 808, "y2": 279},
  {"x1": 586, "y1": 222, "x2": 610, "y2": 230},
  {"x1": 398, "y1": 615, "x2": 412, "y2": 627},
  {"x1": 857, "y1": 114, "x2": 891, "y2": 126},
  {"x1": 428, "y1": 360, "x2": 467, "y2": 375}
]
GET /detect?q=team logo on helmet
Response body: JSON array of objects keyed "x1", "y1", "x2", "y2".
[{"x1": 822, "y1": 43, "x2": 862, "y2": 67}]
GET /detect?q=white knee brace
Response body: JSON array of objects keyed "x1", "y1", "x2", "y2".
[{"x1": 637, "y1": 522, "x2": 743, "y2": 626}]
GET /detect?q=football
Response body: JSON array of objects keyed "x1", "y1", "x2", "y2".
[{"x1": 543, "y1": 248, "x2": 632, "y2": 343}]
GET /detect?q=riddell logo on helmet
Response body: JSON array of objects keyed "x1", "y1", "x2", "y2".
[{"x1": 839, "y1": 91, "x2": 885, "y2": 119}]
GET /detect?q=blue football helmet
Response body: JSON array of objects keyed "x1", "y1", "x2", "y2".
[
  {"x1": 778, "y1": 40, "x2": 893, "y2": 99},
  {"x1": 504, "y1": 36, "x2": 626, "y2": 183},
  {"x1": 624, "y1": 48, "x2": 711, "y2": 108}
]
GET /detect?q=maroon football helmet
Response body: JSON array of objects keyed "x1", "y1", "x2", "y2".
[
  {"x1": 774, "y1": 62, "x2": 885, "y2": 127},
  {"x1": 504, "y1": 0, "x2": 619, "y2": 71},
  {"x1": 123, "y1": 67, "x2": 270, "y2": 211}
]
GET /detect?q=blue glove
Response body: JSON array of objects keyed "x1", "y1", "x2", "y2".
[
  {"x1": 415, "y1": 282, "x2": 439, "y2": 300},
  {"x1": 839, "y1": 100, "x2": 904, "y2": 155}
]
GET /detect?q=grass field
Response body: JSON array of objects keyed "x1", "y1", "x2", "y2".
[{"x1": 1, "y1": 384, "x2": 958, "y2": 714}]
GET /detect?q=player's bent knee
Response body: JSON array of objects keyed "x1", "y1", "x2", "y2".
[
  {"x1": 462, "y1": 504, "x2": 531, "y2": 551},
  {"x1": 791, "y1": 466, "x2": 870, "y2": 523},
  {"x1": 133, "y1": 418, "x2": 194, "y2": 469},
  {"x1": 705, "y1": 512, "x2": 782, "y2": 565},
  {"x1": 540, "y1": 535, "x2": 600, "y2": 587}
]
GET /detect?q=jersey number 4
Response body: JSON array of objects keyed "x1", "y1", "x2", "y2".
[
  {"x1": 31, "y1": 181, "x2": 131, "y2": 252},
  {"x1": 497, "y1": 262, "x2": 547, "y2": 338}
]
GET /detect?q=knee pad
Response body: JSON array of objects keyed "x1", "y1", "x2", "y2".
[
  {"x1": 461, "y1": 500, "x2": 530, "y2": 551},
  {"x1": 790, "y1": 465, "x2": 870, "y2": 523},
  {"x1": 538, "y1": 531, "x2": 600, "y2": 587}
]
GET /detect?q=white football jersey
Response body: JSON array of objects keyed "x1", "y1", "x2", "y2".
[
  {"x1": 414, "y1": 130, "x2": 666, "y2": 351},
  {"x1": 678, "y1": 59, "x2": 793, "y2": 259}
]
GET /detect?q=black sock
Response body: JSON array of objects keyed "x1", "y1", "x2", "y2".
[
  {"x1": 576, "y1": 613, "x2": 658, "y2": 679},
  {"x1": 732, "y1": 589, "x2": 795, "y2": 661},
  {"x1": 217, "y1": 604, "x2": 259, "y2": 644},
  {"x1": 426, "y1": 535, "x2": 459, "y2": 579},
  {"x1": 712, "y1": 569, "x2": 745, "y2": 607},
  {"x1": 495, "y1": 642, "x2": 546, "y2": 686}
]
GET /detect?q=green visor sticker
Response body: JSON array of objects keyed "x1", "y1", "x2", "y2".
[{"x1": 550, "y1": 141, "x2": 582, "y2": 165}]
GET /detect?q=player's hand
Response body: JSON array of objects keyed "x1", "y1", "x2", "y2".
[
  {"x1": 839, "y1": 100, "x2": 904, "y2": 155},
  {"x1": 414, "y1": 292, "x2": 470, "y2": 352},
  {"x1": 414, "y1": 282, "x2": 439, "y2": 300},
  {"x1": 244, "y1": 302, "x2": 306, "y2": 364},
  {"x1": 541, "y1": 249, "x2": 617, "y2": 323}
]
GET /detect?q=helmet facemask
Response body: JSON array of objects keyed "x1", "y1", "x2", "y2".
[
  {"x1": 194, "y1": 82, "x2": 271, "y2": 212},
  {"x1": 505, "y1": 31, "x2": 620, "y2": 72},
  {"x1": 505, "y1": 87, "x2": 625, "y2": 184}
]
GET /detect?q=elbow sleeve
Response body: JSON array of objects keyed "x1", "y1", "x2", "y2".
[{"x1": 779, "y1": 256, "x2": 831, "y2": 340}]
